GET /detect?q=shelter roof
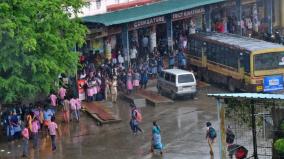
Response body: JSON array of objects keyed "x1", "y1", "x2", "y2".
[
  {"x1": 82, "y1": 0, "x2": 224, "y2": 26},
  {"x1": 208, "y1": 93, "x2": 284, "y2": 100}
]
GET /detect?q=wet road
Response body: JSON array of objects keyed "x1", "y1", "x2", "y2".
[{"x1": 0, "y1": 85, "x2": 224, "y2": 159}]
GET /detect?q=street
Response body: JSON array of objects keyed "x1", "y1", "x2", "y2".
[{"x1": 0, "y1": 84, "x2": 224, "y2": 159}]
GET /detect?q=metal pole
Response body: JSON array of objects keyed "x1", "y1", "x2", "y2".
[
  {"x1": 251, "y1": 100, "x2": 258, "y2": 159},
  {"x1": 236, "y1": 0, "x2": 242, "y2": 36},
  {"x1": 267, "y1": 0, "x2": 273, "y2": 34},
  {"x1": 217, "y1": 98, "x2": 226, "y2": 159}
]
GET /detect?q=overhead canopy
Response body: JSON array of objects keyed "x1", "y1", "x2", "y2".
[
  {"x1": 82, "y1": 0, "x2": 224, "y2": 26},
  {"x1": 208, "y1": 93, "x2": 284, "y2": 100}
]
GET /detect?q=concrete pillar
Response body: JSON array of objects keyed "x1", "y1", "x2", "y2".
[
  {"x1": 273, "y1": 0, "x2": 280, "y2": 27},
  {"x1": 281, "y1": 0, "x2": 284, "y2": 27},
  {"x1": 266, "y1": 0, "x2": 273, "y2": 34},
  {"x1": 205, "y1": 5, "x2": 212, "y2": 32},
  {"x1": 236, "y1": 0, "x2": 242, "y2": 35},
  {"x1": 166, "y1": 15, "x2": 173, "y2": 52},
  {"x1": 149, "y1": 25, "x2": 157, "y2": 52},
  {"x1": 122, "y1": 24, "x2": 129, "y2": 67}
]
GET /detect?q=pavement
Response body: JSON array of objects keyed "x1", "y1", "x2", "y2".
[{"x1": 0, "y1": 82, "x2": 225, "y2": 159}]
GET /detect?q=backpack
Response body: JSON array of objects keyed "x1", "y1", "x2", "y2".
[
  {"x1": 208, "y1": 127, "x2": 217, "y2": 139},
  {"x1": 226, "y1": 130, "x2": 235, "y2": 144},
  {"x1": 134, "y1": 110, "x2": 142, "y2": 122}
]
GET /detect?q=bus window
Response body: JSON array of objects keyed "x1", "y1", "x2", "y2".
[
  {"x1": 254, "y1": 52, "x2": 284, "y2": 70},
  {"x1": 243, "y1": 53, "x2": 250, "y2": 73}
]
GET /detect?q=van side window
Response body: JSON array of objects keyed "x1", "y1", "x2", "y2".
[
  {"x1": 170, "y1": 74, "x2": 176, "y2": 83},
  {"x1": 159, "y1": 71, "x2": 164, "y2": 78},
  {"x1": 165, "y1": 73, "x2": 170, "y2": 81}
]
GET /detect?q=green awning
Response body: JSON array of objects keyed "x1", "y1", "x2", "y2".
[{"x1": 82, "y1": 0, "x2": 224, "y2": 26}]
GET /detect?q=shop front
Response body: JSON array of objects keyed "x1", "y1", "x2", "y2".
[{"x1": 171, "y1": 7, "x2": 206, "y2": 51}]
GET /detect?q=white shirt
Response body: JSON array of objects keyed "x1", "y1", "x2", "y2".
[
  {"x1": 130, "y1": 48, "x2": 137, "y2": 59},
  {"x1": 118, "y1": 54, "x2": 124, "y2": 64}
]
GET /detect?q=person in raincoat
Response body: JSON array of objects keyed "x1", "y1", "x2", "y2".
[{"x1": 151, "y1": 121, "x2": 163, "y2": 155}]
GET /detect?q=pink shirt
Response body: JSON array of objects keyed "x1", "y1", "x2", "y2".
[
  {"x1": 76, "y1": 98, "x2": 81, "y2": 109},
  {"x1": 50, "y1": 94, "x2": 57, "y2": 106},
  {"x1": 58, "y1": 87, "x2": 66, "y2": 99},
  {"x1": 31, "y1": 121, "x2": 39, "y2": 133},
  {"x1": 70, "y1": 98, "x2": 77, "y2": 110},
  {"x1": 22, "y1": 128, "x2": 29, "y2": 139},
  {"x1": 48, "y1": 122, "x2": 58, "y2": 136}
]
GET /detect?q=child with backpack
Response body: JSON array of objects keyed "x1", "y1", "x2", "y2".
[
  {"x1": 206, "y1": 122, "x2": 217, "y2": 157},
  {"x1": 129, "y1": 103, "x2": 143, "y2": 135}
]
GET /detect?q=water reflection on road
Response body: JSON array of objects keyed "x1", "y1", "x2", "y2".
[{"x1": 0, "y1": 87, "x2": 221, "y2": 159}]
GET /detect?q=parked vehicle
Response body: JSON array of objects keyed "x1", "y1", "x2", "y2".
[
  {"x1": 157, "y1": 69, "x2": 197, "y2": 100},
  {"x1": 187, "y1": 32, "x2": 284, "y2": 92}
]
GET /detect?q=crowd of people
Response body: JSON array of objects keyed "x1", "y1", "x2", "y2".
[{"x1": 0, "y1": 84, "x2": 81, "y2": 157}]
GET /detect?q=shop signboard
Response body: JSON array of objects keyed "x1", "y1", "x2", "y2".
[
  {"x1": 263, "y1": 75, "x2": 284, "y2": 92},
  {"x1": 128, "y1": 16, "x2": 165, "y2": 30},
  {"x1": 172, "y1": 7, "x2": 205, "y2": 21},
  {"x1": 77, "y1": 79, "x2": 86, "y2": 101}
]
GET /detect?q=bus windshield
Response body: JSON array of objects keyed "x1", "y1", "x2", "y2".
[{"x1": 254, "y1": 52, "x2": 284, "y2": 71}]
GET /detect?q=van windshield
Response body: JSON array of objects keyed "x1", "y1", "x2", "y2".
[{"x1": 178, "y1": 74, "x2": 194, "y2": 83}]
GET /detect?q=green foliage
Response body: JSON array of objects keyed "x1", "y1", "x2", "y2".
[
  {"x1": 225, "y1": 99, "x2": 266, "y2": 127},
  {"x1": 275, "y1": 139, "x2": 284, "y2": 154},
  {"x1": 0, "y1": 0, "x2": 87, "y2": 104}
]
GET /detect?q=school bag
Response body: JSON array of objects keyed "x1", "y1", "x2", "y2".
[
  {"x1": 134, "y1": 110, "x2": 142, "y2": 122},
  {"x1": 226, "y1": 130, "x2": 235, "y2": 144},
  {"x1": 208, "y1": 127, "x2": 217, "y2": 139}
]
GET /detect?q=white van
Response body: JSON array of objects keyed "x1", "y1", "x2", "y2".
[{"x1": 157, "y1": 69, "x2": 197, "y2": 100}]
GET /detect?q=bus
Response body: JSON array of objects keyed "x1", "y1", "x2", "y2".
[{"x1": 187, "y1": 32, "x2": 284, "y2": 92}]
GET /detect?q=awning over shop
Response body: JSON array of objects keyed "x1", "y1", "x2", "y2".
[{"x1": 82, "y1": 0, "x2": 224, "y2": 26}]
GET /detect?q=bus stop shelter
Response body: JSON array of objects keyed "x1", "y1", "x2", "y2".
[{"x1": 207, "y1": 93, "x2": 284, "y2": 159}]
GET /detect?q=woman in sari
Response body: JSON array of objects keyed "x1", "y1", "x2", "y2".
[{"x1": 151, "y1": 121, "x2": 163, "y2": 155}]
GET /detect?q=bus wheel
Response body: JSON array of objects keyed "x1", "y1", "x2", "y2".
[{"x1": 228, "y1": 79, "x2": 236, "y2": 92}]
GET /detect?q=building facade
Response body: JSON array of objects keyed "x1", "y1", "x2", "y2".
[{"x1": 80, "y1": 0, "x2": 283, "y2": 65}]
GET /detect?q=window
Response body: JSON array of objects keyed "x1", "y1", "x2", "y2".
[
  {"x1": 170, "y1": 74, "x2": 176, "y2": 83},
  {"x1": 159, "y1": 71, "x2": 164, "y2": 78},
  {"x1": 254, "y1": 52, "x2": 284, "y2": 71},
  {"x1": 165, "y1": 73, "x2": 170, "y2": 81},
  {"x1": 178, "y1": 74, "x2": 194, "y2": 83},
  {"x1": 243, "y1": 53, "x2": 250, "y2": 73},
  {"x1": 96, "y1": 0, "x2": 101, "y2": 9}
]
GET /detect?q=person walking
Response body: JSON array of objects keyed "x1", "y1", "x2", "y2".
[
  {"x1": 70, "y1": 97, "x2": 78, "y2": 121},
  {"x1": 62, "y1": 97, "x2": 70, "y2": 122},
  {"x1": 133, "y1": 70, "x2": 140, "y2": 93},
  {"x1": 140, "y1": 70, "x2": 148, "y2": 89},
  {"x1": 129, "y1": 104, "x2": 143, "y2": 135},
  {"x1": 21, "y1": 124, "x2": 29, "y2": 157},
  {"x1": 58, "y1": 86, "x2": 66, "y2": 106},
  {"x1": 206, "y1": 122, "x2": 217, "y2": 157},
  {"x1": 31, "y1": 118, "x2": 39, "y2": 149},
  {"x1": 48, "y1": 116, "x2": 60, "y2": 151},
  {"x1": 126, "y1": 69, "x2": 133, "y2": 94},
  {"x1": 150, "y1": 121, "x2": 163, "y2": 155},
  {"x1": 111, "y1": 76, "x2": 118, "y2": 103}
]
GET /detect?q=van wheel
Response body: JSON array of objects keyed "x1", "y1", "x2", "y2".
[
  {"x1": 170, "y1": 92, "x2": 176, "y2": 100},
  {"x1": 228, "y1": 79, "x2": 236, "y2": 92}
]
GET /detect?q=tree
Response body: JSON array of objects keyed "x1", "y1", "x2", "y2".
[{"x1": 0, "y1": 0, "x2": 88, "y2": 104}]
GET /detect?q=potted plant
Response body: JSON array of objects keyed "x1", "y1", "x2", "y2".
[{"x1": 274, "y1": 139, "x2": 284, "y2": 159}]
